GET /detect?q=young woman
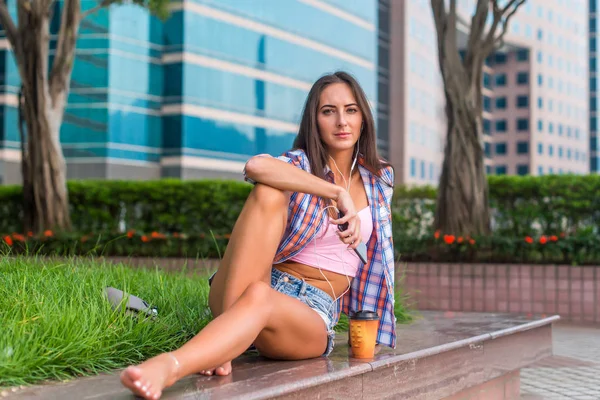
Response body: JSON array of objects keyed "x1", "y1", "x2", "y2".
[{"x1": 120, "y1": 71, "x2": 396, "y2": 400}]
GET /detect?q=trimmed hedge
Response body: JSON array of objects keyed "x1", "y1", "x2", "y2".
[
  {"x1": 0, "y1": 180, "x2": 251, "y2": 236},
  {"x1": 1, "y1": 175, "x2": 600, "y2": 264}
]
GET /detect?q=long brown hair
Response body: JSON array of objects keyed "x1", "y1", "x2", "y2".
[{"x1": 293, "y1": 71, "x2": 388, "y2": 181}]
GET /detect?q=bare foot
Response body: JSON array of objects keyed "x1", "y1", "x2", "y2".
[
  {"x1": 120, "y1": 353, "x2": 179, "y2": 400},
  {"x1": 199, "y1": 360, "x2": 232, "y2": 377}
]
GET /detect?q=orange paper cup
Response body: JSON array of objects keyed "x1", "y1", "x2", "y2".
[{"x1": 349, "y1": 310, "x2": 379, "y2": 358}]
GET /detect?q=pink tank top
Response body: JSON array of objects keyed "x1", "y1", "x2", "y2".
[{"x1": 287, "y1": 206, "x2": 373, "y2": 277}]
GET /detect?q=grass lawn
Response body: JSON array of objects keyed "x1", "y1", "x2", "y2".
[{"x1": 0, "y1": 257, "x2": 413, "y2": 388}]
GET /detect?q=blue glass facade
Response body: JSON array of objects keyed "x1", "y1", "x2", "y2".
[
  {"x1": 0, "y1": 0, "x2": 377, "y2": 182},
  {"x1": 591, "y1": 0, "x2": 599, "y2": 173}
]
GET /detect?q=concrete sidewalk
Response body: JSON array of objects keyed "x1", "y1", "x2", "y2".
[{"x1": 521, "y1": 322, "x2": 600, "y2": 400}]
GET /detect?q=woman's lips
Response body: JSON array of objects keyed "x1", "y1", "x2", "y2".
[{"x1": 334, "y1": 133, "x2": 351, "y2": 139}]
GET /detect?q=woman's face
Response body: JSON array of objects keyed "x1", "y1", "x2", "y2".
[{"x1": 317, "y1": 82, "x2": 363, "y2": 155}]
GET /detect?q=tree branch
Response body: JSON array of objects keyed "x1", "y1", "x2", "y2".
[
  {"x1": 482, "y1": 0, "x2": 526, "y2": 55},
  {"x1": 48, "y1": 0, "x2": 81, "y2": 105},
  {"x1": 0, "y1": 0, "x2": 18, "y2": 49}
]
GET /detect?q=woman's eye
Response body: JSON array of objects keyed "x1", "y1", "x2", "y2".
[
  {"x1": 323, "y1": 109, "x2": 333, "y2": 115},
  {"x1": 347, "y1": 108, "x2": 358, "y2": 113}
]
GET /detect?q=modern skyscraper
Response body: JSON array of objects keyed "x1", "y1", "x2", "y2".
[
  {"x1": 591, "y1": 0, "x2": 599, "y2": 173},
  {"x1": 386, "y1": 0, "x2": 589, "y2": 185},
  {"x1": 0, "y1": 0, "x2": 378, "y2": 184}
]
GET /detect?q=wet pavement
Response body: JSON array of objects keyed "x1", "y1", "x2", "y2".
[
  {"x1": 4, "y1": 311, "x2": 555, "y2": 400},
  {"x1": 521, "y1": 322, "x2": 600, "y2": 400}
]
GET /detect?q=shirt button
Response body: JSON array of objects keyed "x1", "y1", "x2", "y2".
[{"x1": 283, "y1": 276, "x2": 289, "y2": 283}]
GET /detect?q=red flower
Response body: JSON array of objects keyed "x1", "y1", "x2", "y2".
[
  {"x1": 151, "y1": 231, "x2": 166, "y2": 239},
  {"x1": 539, "y1": 236, "x2": 548, "y2": 245},
  {"x1": 126, "y1": 230, "x2": 135, "y2": 239},
  {"x1": 525, "y1": 236, "x2": 534, "y2": 244},
  {"x1": 550, "y1": 235, "x2": 558, "y2": 242},
  {"x1": 172, "y1": 232, "x2": 180, "y2": 238},
  {"x1": 44, "y1": 230, "x2": 53, "y2": 238},
  {"x1": 469, "y1": 239, "x2": 476, "y2": 245},
  {"x1": 434, "y1": 230, "x2": 440, "y2": 239},
  {"x1": 80, "y1": 235, "x2": 89, "y2": 243},
  {"x1": 457, "y1": 236, "x2": 464, "y2": 244},
  {"x1": 11, "y1": 233, "x2": 25, "y2": 242},
  {"x1": 560, "y1": 232, "x2": 566, "y2": 238},
  {"x1": 443, "y1": 234, "x2": 455, "y2": 244},
  {"x1": 27, "y1": 231, "x2": 33, "y2": 237},
  {"x1": 3, "y1": 235, "x2": 13, "y2": 246},
  {"x1": 141, "y1": 235, "x2": 149, "y2": 242}
]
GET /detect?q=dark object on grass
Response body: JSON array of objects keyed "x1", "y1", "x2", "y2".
[{"x1": 105, "y1": 287, "x2": 158, "y2": 319}]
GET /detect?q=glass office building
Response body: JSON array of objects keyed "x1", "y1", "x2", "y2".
[
  {"x1": 0, "y1": 0, "x2": 378, "y2": 183},
  {"x1": 591, "y1": 0, "x2": 599, "y2": 173}
]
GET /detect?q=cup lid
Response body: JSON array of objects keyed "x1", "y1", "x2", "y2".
[{"x1": 349, "y1": 310, "x2": 379, "y2": 320}]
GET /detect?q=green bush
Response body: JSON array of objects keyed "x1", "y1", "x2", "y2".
[{"x1": 1, "y1": 175, "x2": 600, "y2": 264}]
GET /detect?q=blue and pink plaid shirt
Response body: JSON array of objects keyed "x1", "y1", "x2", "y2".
[{"x1": 245, "y1": 149, "x2": 397, "y2": 348}]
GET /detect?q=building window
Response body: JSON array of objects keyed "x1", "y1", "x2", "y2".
[
  {"x1": 495, "y1": 165, "x2": 507, "y2": 175},
  {"x1": 567, "y1": 148, "x2": 572, "y2": 159},
  {"x1": 592, "y1": 17, "x2": 597, "y2": 33},
  {"x1": 483, "y1": 72, "x2": 491, "y2": 89},
  {"x1": 591, "y1": 58, "x2": 597, "y2": 73},
  {"x1": 517, "y1": 141, "x2": 529, "y2": 154},
  {"x1": 517, "y1": 72, "x2": 529, "y2": 84},
  {"x1": 483, "y1": 119, "x2": 491, "y2": 135},
  {"x1": 538, "y1": 166, "x2": 544, "y2": 175},
  {"x1": 420, "y1": 160, "x2": 426, "y2": 178},
  {"x1": 591, "y1": 37, "x2": 597, "y2": 53},
  {"x1": 537, "y1": 51, "x2": 542, "y2": 63},
  {"x1": 483, "y1": 96, "x2": 491, "y2": 112},
  {"x1": 517, "y1": 164, "x2": 529, "y2": 175},
  {"x1": 516, "y1": 49, "x2": 529, "y2": 61},
  {"x1": 558, "y1": 146, "x2": 564, "y2": 158},
  {"x1": 537, "y1": 143, "x2": 543, "y2": 154},
  {"x1": 484, "y1": 142, "x2": 491, "y2": 157},
  {"x1": 538, "y1": 97, "x2": 543, "y2": 108},
  {"x1": 495, "y1": 53, "x2": 507, "y2": 64},
  {"x1": 496, "y1": 97, "x2": 507, "y2": 109},
  {"x1": 517, "y1": 118, "x2": 529, "y2": 131},
  {"x1": 558, "y1": 124, "x2": 563, "y2": 136},
  {"x1": 410, "y1": 158, "x2": 416, "y2": 177},
  {"x1": 517, "y1": 95, "x2": 529, "y2": 108},
  {"x1": 538, "y1": 74, "x2": 543, "y2": 86},
  {"x1": 495, "y1": 73, "x2": 507, "y2": 86},
  {"x1": 538, "y1": 120, "x2": 543, "y2": 132},
  {"x1": 495, "y1": 142, "x2": 507, "y2": 155},
  {"x1": 548, "y1": 145, "x2": 554, "y2": 156},
  {"x1": 486, "y1": 165, "x2": 492, "y2": 174},
  {"x1": 549, "y1": 122, "x2": 554, "y2": 134},
  {"x1": 495, "y1": 120, "x2": 507, "y2": 132}
]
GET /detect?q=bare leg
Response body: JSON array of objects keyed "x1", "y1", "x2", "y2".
[
  {"x1": 120, "y1": 281, "x2": 328, "y2": 400},
  {"x1": 201, "y1": 184, "x2": 290, "y2": 375}
]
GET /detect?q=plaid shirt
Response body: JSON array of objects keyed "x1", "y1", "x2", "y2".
[{"x1": 245, "y1": 149, "x2": 397, "y2": 348}]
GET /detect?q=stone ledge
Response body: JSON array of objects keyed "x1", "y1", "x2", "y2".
[{"x1": 8, "y1": 311, "x2": 558, "y2": 400}]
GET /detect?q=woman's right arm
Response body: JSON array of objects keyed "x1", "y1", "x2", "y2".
[
  {"x1": 244, "y1": 155, "x2": 343, "y2": 201},
  {"x1": 245, "y1": 154, "x2": 362, "y2": 248}
]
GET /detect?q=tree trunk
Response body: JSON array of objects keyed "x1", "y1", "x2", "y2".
[
  {"x1": 434, "y1": 81, "x2": 490, "y2": 235},
  {"x1": 18, "y1": 8, "x2": 71, "y2": 234}
]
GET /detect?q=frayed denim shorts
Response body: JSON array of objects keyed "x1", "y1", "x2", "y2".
[{"x1": 271, "y1": 268, "x2": 336, "y2": 356}]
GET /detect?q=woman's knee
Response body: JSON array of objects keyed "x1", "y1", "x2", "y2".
[
  {"x1": 240, "y1": 281, "x2": 273, "y2": 308},
  {"x1": 249, "y1": 184, "x2": 289, "y2": 213}
]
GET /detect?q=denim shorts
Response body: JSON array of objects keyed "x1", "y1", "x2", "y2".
[{"x1": 271, "y1": 268, "x2": 336, "y2": 356}]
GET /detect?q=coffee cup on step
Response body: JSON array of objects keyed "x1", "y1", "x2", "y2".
[{"x1": 349, "y1": 310, "x2": 379, "y2": 358}]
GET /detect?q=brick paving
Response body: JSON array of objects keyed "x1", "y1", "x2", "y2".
[{"x1": 521, "y1": 322, "x2": 600, "y2": 400}]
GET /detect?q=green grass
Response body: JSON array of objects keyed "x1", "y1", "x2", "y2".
[
  {"x1": 1, "y1": 257, "x2": 414, "y2": 388},
  {"x1": 0, "y1": 257, "x2": 212, "y2": 388}
]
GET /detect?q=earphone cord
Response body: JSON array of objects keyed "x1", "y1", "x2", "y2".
[{"x1": 313, "y1": 142, "x2": 360, "y2": 316}]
